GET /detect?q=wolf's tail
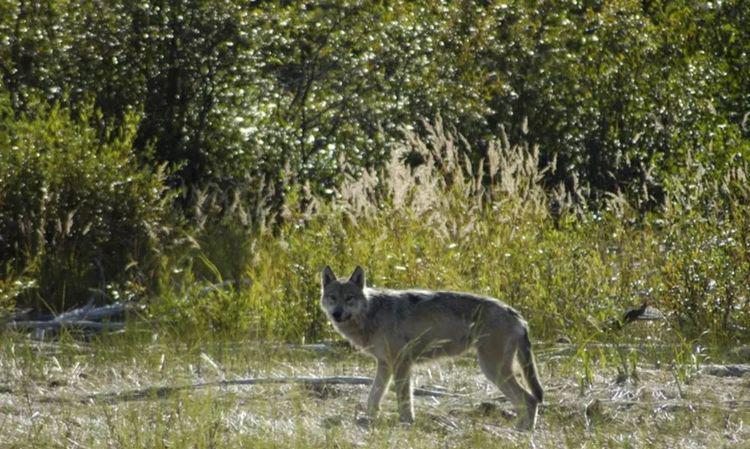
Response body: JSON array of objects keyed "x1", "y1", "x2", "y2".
[{"x1": 518, "y1": 328, "x2": 544, "y2": 403}]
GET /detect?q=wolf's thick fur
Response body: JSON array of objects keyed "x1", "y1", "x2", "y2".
[{"x1": 320, "y1": 266, "x2": 543, "y2": 430}]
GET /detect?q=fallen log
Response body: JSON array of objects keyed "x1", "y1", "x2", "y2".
[
  {"x1": 701, "y1": 364, "x2": 750, "y2": 377},
  {"x1": 54, "y1": 302, "x2": 131, "y2": 322},
  {"x1": 4, "y1": 320, "x2": 125, "y2": 332},
  {"x1": 0, "y1": 307, "x2": 33, "y2": 324},
  {"x1": 2, "y1": 301, "x2": 133, "y2": 337},
  {"x1": 86, "y1": 376, "x2": 464, "y2": 403}
]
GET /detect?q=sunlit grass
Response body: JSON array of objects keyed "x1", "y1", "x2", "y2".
[{"x1": 1, "y1": 332, "x2": 748, "y2": 449}]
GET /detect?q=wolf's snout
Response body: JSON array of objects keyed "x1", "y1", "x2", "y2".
[{"x1": 332, "y1": 307, "x2": 344, "y2": 322}]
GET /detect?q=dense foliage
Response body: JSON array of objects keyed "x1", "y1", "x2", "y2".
[
  {"x1": 2, "y1": 1, "x2": 748, "y2": 199},
  {"x1": 241, "y1": 123, "x2": 750, "y2": 344},
  {"x1": 0, "y1": 96, "x2": 171, "y2": 312},
  {"x1": 1, "y1": 1, "x2": 749, "y2": 342}
]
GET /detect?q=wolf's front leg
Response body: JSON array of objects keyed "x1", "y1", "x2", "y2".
[
  {"x1": 367, "y1": 360, "x2": 392, "y2": 417},
  {"x1": 394, "y1": 362, "x2": 414, "y2": 423}
]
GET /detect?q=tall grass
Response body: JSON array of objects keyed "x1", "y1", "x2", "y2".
[{"x1": 158, "y1": 118, "x2": 749, "y2": 348}]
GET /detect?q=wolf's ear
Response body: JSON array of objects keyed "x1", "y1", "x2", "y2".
[
  {"x1": 322, "y1": 266, "x2": 336, "y2": 287},
  {"x1": 349, "y1": 266, "x2": 366, "y2": 290}
]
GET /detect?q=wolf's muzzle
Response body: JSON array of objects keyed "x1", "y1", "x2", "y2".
[{"x1": 332, "y1": 307, "x2": 349, "y2": 323}]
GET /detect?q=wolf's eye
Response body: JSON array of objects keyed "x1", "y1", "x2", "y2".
[{"x1": 345, "y1": 296, "x2": 354, "y2": 303}]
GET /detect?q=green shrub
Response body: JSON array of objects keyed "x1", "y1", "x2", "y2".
[
  {"x1": 147, "y1": 255, "x2": 254, "y2": 340},
  {"x1": 659, "y1": 216, "x2": 750, "y2": 341},
  {"x1": 0, "y1": 98, "x2": 172, "y2": 312},
  {"x1": 237, "y1": 120, "x2": 749, "y2": 344},
  {"x1": 3, "y1": 0, "x2": 749, "y2": 345}
]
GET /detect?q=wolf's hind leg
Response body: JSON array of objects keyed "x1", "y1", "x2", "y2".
[
  {"x1": 367, "y1": 360, "x2": 392, "y2": 417},
  {"x1": 477, "y1": 343, "x2": 539, "y2": 431},
  {"x1": 393, "y1": 361, "x2": 414, "y2": 423}
]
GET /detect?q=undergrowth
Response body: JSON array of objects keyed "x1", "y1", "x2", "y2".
[
  {"x1": 143, "y1": 119, "x2": 750, "y2": 348},
  {"x1": 2, "y1": 116, "x2": 749, "y2": 348}
]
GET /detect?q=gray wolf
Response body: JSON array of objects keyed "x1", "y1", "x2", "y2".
[{"x1": 319, "y1": 266, "x2": 544, "y2": 430}]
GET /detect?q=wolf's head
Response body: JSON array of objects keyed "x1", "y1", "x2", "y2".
[{"x1": 320, "y1": 266, "x2": 368, "y2": 324}]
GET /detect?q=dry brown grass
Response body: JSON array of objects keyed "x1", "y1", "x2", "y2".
[
  {"x1": 331, "y1": 117, "x2": 571, "y2": 241},
  {"x1": 1, "y1": 336, "x2": 748, "y2": 449}
]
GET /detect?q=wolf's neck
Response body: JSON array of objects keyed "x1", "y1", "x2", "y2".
[{"x1": 336, "y1": 319, "x2": 370, "y2": 349}]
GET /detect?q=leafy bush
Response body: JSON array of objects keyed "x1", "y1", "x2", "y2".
[
  {"x1": 0, "y1": 97, "x2": 172, "y2": 312},
  {"x1": 2, "y1": 1, "x2": 749, "y2": 345},
  {"x1": 3, "y1": 0, "x2": 747, "y2": 209},
  {"x1": 658, "y1": 134, "x2": 750, "y2": 341},
  {"x1": 147, "y1": 255, "x2": 254, "y2": 339},
  {"x1": 660, "y1": 216, "x2": 750, "y2": 341},
  {"x1": 236, "y1": 120, "x2": 749, "y2": 343}
]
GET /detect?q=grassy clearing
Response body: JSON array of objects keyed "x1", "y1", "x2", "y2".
[{"x1": 1, "y1": 331, "x2": 748, "y2": 449}]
